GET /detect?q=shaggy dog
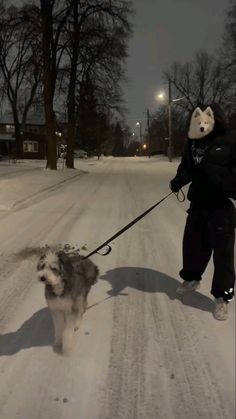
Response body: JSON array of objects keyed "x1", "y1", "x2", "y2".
[
  {"x1": 188, "y1": 106, "x2": 215, "y2": 139},
  {"x1": 37, "y1": 250, "x2": 98, "y2": 355}
]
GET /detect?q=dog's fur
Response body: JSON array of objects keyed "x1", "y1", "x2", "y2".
[
  {"x1": 188, "y1": 106, "x2": 215, "y2": 139},
  {"x1": 37, "y1": 250, "x2": 98, "y2": 354}
]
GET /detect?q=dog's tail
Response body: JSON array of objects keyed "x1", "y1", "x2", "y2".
[{"x1": 77, "y1": 259, "x2": 99, "y2": 285}]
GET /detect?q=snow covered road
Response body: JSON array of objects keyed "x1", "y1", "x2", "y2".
[{"x1": 0, "y1": 157, "x2": 235, "y2": 419}]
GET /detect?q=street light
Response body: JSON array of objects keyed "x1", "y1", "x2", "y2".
[
  {"x1": 156, "y1": 92, "x2": 165, "y2": 101},
  {"x1": 136, "y1": 121, "x2": 142, "y2": 147},
  {"x1": 142, "y1": 143, "x2": 147, "y2": 155},
  {"x1": 156, "y1": 83, "x2": 186, "y2": 162}
]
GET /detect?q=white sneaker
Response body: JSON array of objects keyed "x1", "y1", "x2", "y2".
[
  {"x1": 176, "y1": 280, "x2": 200, "y2": 295},
  {"x1": 213, "y1": 298, "x2": 228, "y2": 321}
]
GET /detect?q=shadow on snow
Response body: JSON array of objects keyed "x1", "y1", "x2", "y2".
[{"x1": 0, "y1": 267, "x2": 214, "y2": 356}]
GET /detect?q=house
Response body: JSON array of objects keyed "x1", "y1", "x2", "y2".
[
  {"x1": 0, "y1": 109, "x2": 64, "y2": 159},
  {"x1": 0, "y1": 133, "x2": 15, "y2": 158}
]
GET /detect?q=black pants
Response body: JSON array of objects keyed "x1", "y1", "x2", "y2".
[{"x1": 180, "y1": 200, "x2": 236, "y2": 302}]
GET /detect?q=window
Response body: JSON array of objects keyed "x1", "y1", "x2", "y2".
[
  {"x1": 6, "y1": 124, "x2": 15, "y2": 133},
  {"x1": 23, "y1": 141, "x2": 39, "y2": 153}
]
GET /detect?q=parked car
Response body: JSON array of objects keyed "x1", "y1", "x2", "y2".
[{"x1": 74, "y1": 149, "x2": 88, "y2": 158}]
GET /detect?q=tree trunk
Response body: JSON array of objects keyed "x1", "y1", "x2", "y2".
[
  {"x1": 66, "y1": 0, "x2": 79, "y2": 169},
  {"x1": 66, "y1": 57, "x2": 77, "y2": 168},
  {"x1": 66, "y1": 117, "x2": 76, "y2": 168},
  {"x1": 12, "y1": 106, "x2": 22, "y2": 158},
  {"x1": 40, "y1": 0, "x2": 57, "y2": 169}
]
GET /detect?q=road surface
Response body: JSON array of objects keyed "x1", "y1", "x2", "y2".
[{"x1": 0, "y1": 157, "x2": 235, "y2": 419}]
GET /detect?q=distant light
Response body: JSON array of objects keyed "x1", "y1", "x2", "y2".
[
  {"x1": 142, "y1": 144, "x2": 147, "y2": 149},
  {"x1": 156, "y1": 92, "x2": 165, "y2": 101},
  {"x1": 6, "y1": 124, "x2": 14, "y2": 133},
  {"x1": 136, "y1": 122, "x2": 140, "y2": 126}
]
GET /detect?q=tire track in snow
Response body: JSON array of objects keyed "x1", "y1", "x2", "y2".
[
  {"x1": 148, "y1": 294, "x2": 232, "y2": 419},
  {"x1": 100, "y1": 289, "x2": 147, "y2": 419}
]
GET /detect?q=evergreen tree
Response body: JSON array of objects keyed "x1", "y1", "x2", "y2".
[{"x1": 113, "y1": 122, "x2": 124, "y2": 156}]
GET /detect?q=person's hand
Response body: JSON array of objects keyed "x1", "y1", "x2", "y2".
[{"x1": 169, "y1": 179, "x2": 181, "y2": 193}]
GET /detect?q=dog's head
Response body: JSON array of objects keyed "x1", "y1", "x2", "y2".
[
  {"x1": 37, "y1": 250, "x2": 73, "y2": 296},
  {"x1": 188, "y1": 106, "x2": 215, "y2": 139}
]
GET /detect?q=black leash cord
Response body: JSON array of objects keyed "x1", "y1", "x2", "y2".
[{"x1": 83, "y1": 191, "x2": 174, "y2": 259}]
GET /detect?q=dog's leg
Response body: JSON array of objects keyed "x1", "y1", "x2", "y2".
[
  {"x1": 83, "y1": 298, "x2": 88, "y2": 312},
  {"x1": 74, "y1": 311, "x2": 83, "y2": 331},
  {"x1": 62, "y1": 313, "x2": 77, "y2": 355},
  {"x1": 74, "y1": 296, "x2": 86, "y2": 331},
  {"x1": 52, "y1": 310, "x2": 64, "y2": 351}
]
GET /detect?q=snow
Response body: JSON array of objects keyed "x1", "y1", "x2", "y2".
[
  {"x1": 0, "y1": 156, "x2": 235, "y2": 419},
  {"x1": 0, "y1": 159, "x2": 86, "y2": 210}
]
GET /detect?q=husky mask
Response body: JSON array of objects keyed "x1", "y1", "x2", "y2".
[{"x1": 188, "y1": 106, "x2": 215, "y2": 140}]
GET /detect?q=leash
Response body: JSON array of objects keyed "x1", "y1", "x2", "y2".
[{"x1": 83, "y1": 189, "x2": 185, "y2": 259}]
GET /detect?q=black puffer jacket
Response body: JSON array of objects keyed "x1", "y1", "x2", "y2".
[{"x1": 171, "y1": 106, "x2": 236, "y2": 204}]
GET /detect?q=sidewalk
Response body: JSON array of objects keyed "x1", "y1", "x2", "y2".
[{"x1": 0, "y1": 159, "x2": 85, "y2": 210}]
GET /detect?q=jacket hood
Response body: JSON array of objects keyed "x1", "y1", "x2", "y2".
[{"x1": 206, "y1": 103, "x2": 228, "y2": 135}]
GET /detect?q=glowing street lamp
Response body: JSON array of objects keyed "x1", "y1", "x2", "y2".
[{"x1": 156, "y1": 92, "x2": 165, "y2": 101}]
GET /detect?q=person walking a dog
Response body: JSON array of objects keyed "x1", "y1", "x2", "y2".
[{"x1": 170, "y1": 103, "x2": 236, "y2": 320}]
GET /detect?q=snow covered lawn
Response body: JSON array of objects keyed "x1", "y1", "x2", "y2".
[{"x1": 0, "y1": 159, "x2": 85, "y2": 210}]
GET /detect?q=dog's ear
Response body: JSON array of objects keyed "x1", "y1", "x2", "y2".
[
  {"x1": 57, "y1": 251, "x2": 74, "y2": 276},
  {"x1": 79, "y1": 259, "x2": 99, "y2": 285},
  {"x1": 193, "y1": 107, "x2": 202, "y2": 118},
  {"x1": 37, "y1": 254, "x2": 46, "y2": 271},
  {"x1": 204, "y1": 106, "x2": 214, "y2": 120}
]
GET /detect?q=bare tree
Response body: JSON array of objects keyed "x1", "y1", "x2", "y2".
[
  {"x1": 220, "y1": 0, "x2": 236, "y2": 112},
  {"x1": 222, "y1": 0, "x2": 236, "y2": 76},
  {"x1": 0, "y1": 0, "x2": 132, "y2": 167},
  {"x1": 40, "y1": 0, "x2": 72, "y2": 169},
  {"x1": 70, "y1": 14, "x2": 132, "y2": 156},
  {"x1": 159, "y1": 44, "x2": 235, "y2": 156},
  {"x1": 63, "y1": 0, "x2": 133, "y2": 168},
  {"x1": 0, "y1": 2, "x2": 42, "y2": 156},
  {"x1": 164, "y1": 51, "x2": 232, "y2": 112}
]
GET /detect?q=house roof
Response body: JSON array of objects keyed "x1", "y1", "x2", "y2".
[{"x1": 0, "y1": 110, "x2": 45, "y2": 126}]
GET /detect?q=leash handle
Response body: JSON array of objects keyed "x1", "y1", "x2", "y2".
[
  {"x1": 96, "y1": 245, "x2": 112, "y2": 256},
  {"x1": 83, "y1": 191, "x2": 173, "y2": 259},
  {"x1": 175, "y1": 189, "x2": 186, "y2": 203}
]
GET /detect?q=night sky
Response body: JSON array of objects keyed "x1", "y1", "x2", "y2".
[{"x1": 124, "y1": 0, "x2": 230, "y2": 132}]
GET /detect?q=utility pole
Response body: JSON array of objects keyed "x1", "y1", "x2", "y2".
[
  {"x1": 136, "y1": 121, "x2": 142, "y2": 154},
  {"x1": 168, "y1": 79, "x2": 173, "y2": 162},
  {"x1": 139, "y1": 122, "x2": 142, "y2": 145},
  {"x1": 139, "y1": 122, "x2": 142, "y2": 155},
  {"x1": 147, "y1": 108, "x2": 151, "y2": 158}
]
